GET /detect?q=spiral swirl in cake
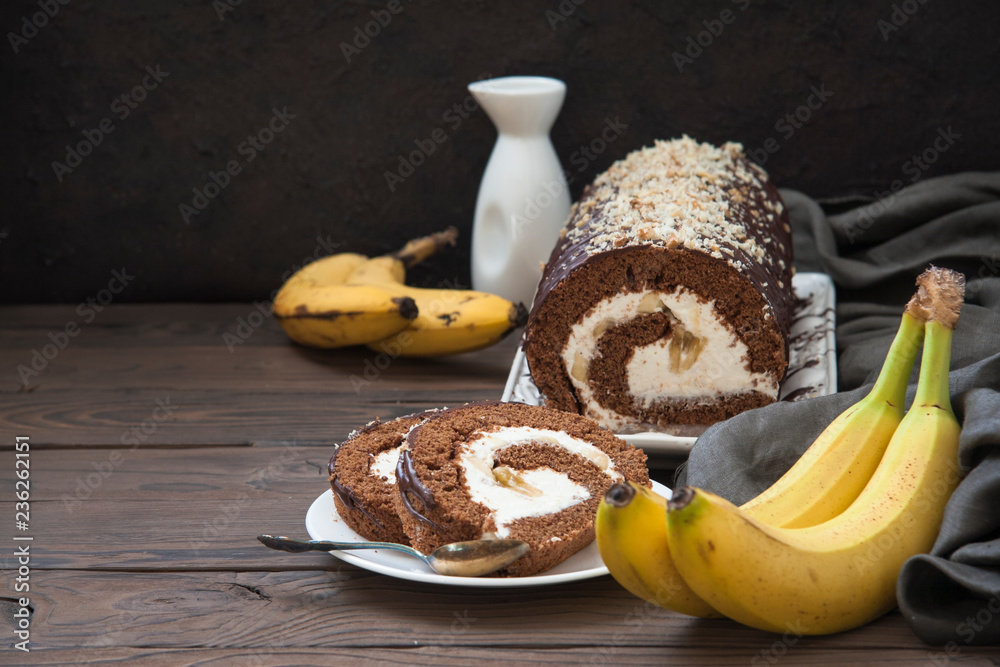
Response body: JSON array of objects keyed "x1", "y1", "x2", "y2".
[
  {"x1": 523, "y1": 136, "x2": 795, "y2": 434},
  {"x1": 392, "y1": 402, "x2": 649, "y2": 576}
]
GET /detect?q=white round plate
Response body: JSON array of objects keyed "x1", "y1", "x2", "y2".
[{"x1": 304, "y1": 480, "x2": 672, "y2": 587}]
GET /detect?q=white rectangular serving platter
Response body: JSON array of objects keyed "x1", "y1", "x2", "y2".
[{"x1": 501, "y1": 272, "x2": 837, "y2": 456}]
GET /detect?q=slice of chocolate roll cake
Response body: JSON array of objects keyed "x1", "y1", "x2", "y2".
[
  {"x1": 523, "y1": 136, "x2": 795, "y2": 435},
  {"x1": 393, "y1": 402, "x2": 649, "y2": 577},
  {"x1": 328, "y1": 411, "x2": 439, "y2": 544}
]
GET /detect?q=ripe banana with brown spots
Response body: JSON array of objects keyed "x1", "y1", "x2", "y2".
[
  {"x1": 348, "y1": 253, "x2": 527, "y2": 357},
  {"x1": 274, "y1": 228, "x2": 525, "y2": 354}
]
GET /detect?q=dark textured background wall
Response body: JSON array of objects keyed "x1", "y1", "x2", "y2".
[{"x1": 3, "y1": 0, "x2": 997, "y2": 303}]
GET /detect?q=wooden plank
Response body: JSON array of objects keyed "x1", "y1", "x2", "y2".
[
  {"x1": 0, "y1": 498, "x2": 334, "y2": 571},
  {"x1": 0, "y1": 446, "x2": 675, "y2": 572},
  {"x1": 0, "y1": 446, "x2": 333, "y2": 503},
  {"x1": 0, "y1": 391, "x2": 499, "y2": 447},
  {"x1": 0, "y1": 342, "x2": 517, "y2": 394},
  {"x1": 0, "y1": 570, "x2": 955, "y2": 652},
  {"x1": 0, "y1": 305, "x2": 987, "y2": 663},
  {"x1": 0, "y1": 304, "x2": 290, "y2": 348},
  {"x1": 0, "y1": 447, "x2": 677, "y2": 504},
  {"x1": 8, "y1": 646, "x2": 986, "y2": 666}
]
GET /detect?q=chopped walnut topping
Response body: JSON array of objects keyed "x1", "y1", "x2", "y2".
[{"x1": 550, "y1": 136, "x2": 790, "y2": 304}]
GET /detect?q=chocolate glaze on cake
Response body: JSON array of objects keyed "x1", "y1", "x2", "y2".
[
  {"x1": 523, "y1": 137, "x2": 795, "y2": 433},
  {"x1": 329, "y1": 445, "x2": 387, "y2": 531},
  {"x1": 396, "y1": 445, "x2": 444, "y2": 532},
  {"x1": 392, "y1": 401, "x2": 650, "y2": 577},
  {"x1": 328, "y1": 410, "x2": 440, "y2": 544}
]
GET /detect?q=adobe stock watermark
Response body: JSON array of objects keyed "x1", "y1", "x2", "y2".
[
  {"x1": 927, "y1": 595, "x2": 1000, "y2": 664},
  {"x1": 878, "y1": 0, "x2": 931, "y2": 41},
  {"x1": 349, "y1": 278, "x2": 469, "y2": 393},
  {"x1": 214, "y1": 0, "x2": 243, "y2": 21},
  {"x1": 179, "y1": 106, "x2": 295, "y2": 224},
  {"x1": 511, "y1": 178, "x2": 567, "y2": 241},
  {"x1": 545, "y1": 0, "x2": 585, "y2": 30},
  {"x1": 16, "y1": 268, "x2": 135, "y2": 387},
  {"x1": 82, "y1": 611, "x2": 139, "y2": 649},
  {"x1": 672, "y1": 0, "x2": 751, "y2": 73},
  {"x1": 966, "y1": 255, "x2": 999, "y2": 298},
  {"x1": 510, "y1": 115, "x2": 628, "y2": 241},
  {"x1": 51, "y1": 65, "x2": 170, "y2": 182},
  {"x1": 749, "y1": 620, "x2": 809, "y2": 666},
  {"x1": 566, "y1": 116, "x2": 629, "y2": 177},
  {"x1": 227, "y1": 568, "x2": 353, "y2": 658},
  {"x1": 844, "y1": 126, "x2": 960, "y2": 244},
  {"x1": 584, "y1": 577, "x2": 677, "y2": 665},
  {"x1": 7, "y1": 0, "x2": 71, "y2": 54},
  {"x1": 384, "y1": 73, "x2": 492, "y2": 192},
  {"x1": 222, "y1": 234, "x2": 342, "y2": 352},
  {"x1": 236, "y1": 642, "x2": 282, "y2": 667},
  {"x1": 350, "y1": 331, "x2": 415, "y2": 392},
  {"x1": 437, "y1": 610, "x2": 478, "y2": 646},
  {"x1": 189, "y1": 443, "x2": 303, "y2": 551},
  {"x1": 851, "y1": 458, "x2": 962, "y2": 577},
  {"x1": 340, "y1": 0, "x2": 413, "y2": 64},
  {"x1": 746, "y1": 84, "x2": 833, "y2": 167},
  {"x1": 223, "y1": 301, "x2": 274, "y2": 352},
  {"x1": 61, "y1": 397, "x2": 176, "y2": 513}
]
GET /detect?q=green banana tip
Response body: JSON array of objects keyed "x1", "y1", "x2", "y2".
[{"x1": 604, "y1": 482, "x2": 636, "y2": 508}]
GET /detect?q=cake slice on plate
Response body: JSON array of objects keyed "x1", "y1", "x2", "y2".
[
  {"x1": 393, "y1": 402, "x2": 650, "y2": 577},
  {"x1": 327, "y1": 410, "x2": 439, "y2": 544}
]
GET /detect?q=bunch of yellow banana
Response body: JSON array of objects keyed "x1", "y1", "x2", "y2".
[
  {"x1": 596, "y1": 266, "x2": 966, "y2": 635},
  {"x1": 273, "y1": 228, "x2": 528, "y2": 355}
]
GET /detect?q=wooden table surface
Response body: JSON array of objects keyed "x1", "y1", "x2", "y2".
[{"x1": 1, "y1": 304, "x2": 994, "y2": 665}]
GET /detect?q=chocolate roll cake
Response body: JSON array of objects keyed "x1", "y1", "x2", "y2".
[
  {"x1": 393, "y1": 402, "x2": 650, "y2": 577},
  {"x1": 328, "y1": 411, "x2": 438, "y2": 544},
  {"x1": 523, "y1": 137, "x2": 795, "y2": 434}
]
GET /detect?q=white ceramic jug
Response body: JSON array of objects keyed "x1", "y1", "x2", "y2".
[{"x1": 468, "y1": 76, "x2": 571, "y2": 307}]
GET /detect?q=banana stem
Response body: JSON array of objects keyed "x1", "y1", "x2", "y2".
[
  {"x1": 390, "y1": 228, "x2": 459, "y2": 268},
  {"x1": 906, "y1": 266, "x2": 964, "y2": 412},
  {"x1": 868, "y1": 312, "x2": 924, "y2": 405},
  {"x1": 913, "y1": 321, "x2": 954, "y2": 412},
  {"x1": 906, "y1": 265, "x2": 965, "y2": 330}
]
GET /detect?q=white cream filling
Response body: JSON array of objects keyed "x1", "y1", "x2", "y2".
[
  {"x1": 457, "y1": 426, "x2": 619, "y2": 538},
  {"x1": 561, "y1": 287, "x2": 777, "y2": 428},
  {"x1": 369, "y1": 446, "x2": 402, "y2": 484},
  {"x1": 370, "y1": 418, "x2": 431, "y2": 484}
]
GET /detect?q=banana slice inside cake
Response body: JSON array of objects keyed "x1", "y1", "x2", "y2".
[
  {"x1": 392, "y1": 402, "x2": 649, "y2": 577},
  {"x1": 523, "y1": 136, "x2": 795, "y2": 435}
]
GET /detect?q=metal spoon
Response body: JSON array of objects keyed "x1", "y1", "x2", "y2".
[{"x1": 257, "y1": 534, "x2": 529, "y2": 577}]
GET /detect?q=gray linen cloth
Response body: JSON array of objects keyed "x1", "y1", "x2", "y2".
[{"x1": 673, "y1": 173, "x2": 1000, "y2": 645}]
